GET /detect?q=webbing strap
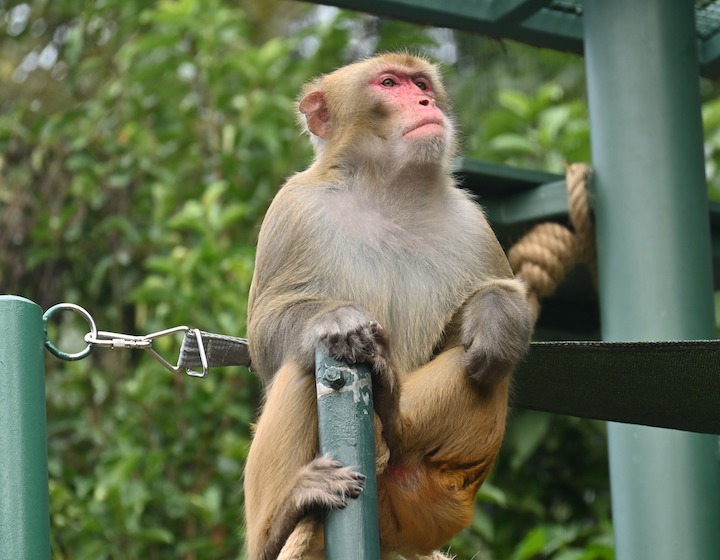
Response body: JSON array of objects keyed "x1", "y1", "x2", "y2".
[
  {"x1": 179, "y1": 331, "x2": 251, "y2": 369},
  {"x1": 179, "y1": 332, "x2": 720, "y2": 435},
  {"x1": 512, "y1": 340, "x2": 720, "y2": 435}
]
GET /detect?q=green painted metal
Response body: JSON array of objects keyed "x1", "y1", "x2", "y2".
[
  {"x1": 584, "y1": 1, "x2": 720, "y2": 559},
  {"x1": 481, "y1": 180, "x2": 569, "y2": 226},
  {"x1": 456, "y1": 158, "x2": 563, "y2": 195},
  {"x1": 315, "y1": 348, "x2": 381, "y2": 559},
  {"x1": 493, "y1": 0, "x2": 553, "y2": 25},
  {"x1": 0, "y1": 296, "x2": 51, "y2": 559}
]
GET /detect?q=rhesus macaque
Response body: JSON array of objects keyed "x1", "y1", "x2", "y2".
[{"x1": 244, "y1": 53, "x2": 534, "y2": 560}]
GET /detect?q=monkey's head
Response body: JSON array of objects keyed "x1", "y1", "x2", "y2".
[{"x1": 298, "y1": 53, "x2": 457, "y2": 170}]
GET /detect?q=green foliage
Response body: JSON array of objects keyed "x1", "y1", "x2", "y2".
[
  {"x1": 703, "y1": 96, "x2": 720, "y2": 201},
  {"x1": 462, "y1": 82, "x2": 591, "y2": 173}
]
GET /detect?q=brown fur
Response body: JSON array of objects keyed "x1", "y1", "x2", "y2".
[{"x1": 244, "y1": 53, "x2": 533, "y2": 560}]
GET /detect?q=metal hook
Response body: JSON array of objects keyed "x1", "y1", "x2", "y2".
[{"x1": 140, "y1": 327, "x2": 209, "y2": 378}]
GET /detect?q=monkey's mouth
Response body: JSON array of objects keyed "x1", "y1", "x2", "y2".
[{"x1": 403, "y1": 119, "x2": 444, "y2": 138}]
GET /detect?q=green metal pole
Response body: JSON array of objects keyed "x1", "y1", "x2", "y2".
[
  {"x1": 0, "y1": 295, "x2": 51, "y2": 559},
  {"x1": 584, "y1": 1, "x2": 720, "y2": 559},
  {"x1": 315, "y1": 348, "x2": 381, "y2": 560}
]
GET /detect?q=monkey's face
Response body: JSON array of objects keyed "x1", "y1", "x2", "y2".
[
  {"x1": 299, "y1": 54, "x2": 456, "y2": 167},
  {"x1": 367, "y1": 66, "x2": 453, "y2": 164}
]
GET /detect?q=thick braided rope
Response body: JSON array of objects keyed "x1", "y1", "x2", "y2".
[
  {"x1": 565, "y1": 163, "x2": 597, "y2": 288},
  {"x1": 508, "y1": 163, "x2": 595, "y2": 320}
]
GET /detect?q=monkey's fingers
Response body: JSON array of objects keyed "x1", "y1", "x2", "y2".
[{"x1": 325, "y1": 320, "x2": 388, "y2": 365}]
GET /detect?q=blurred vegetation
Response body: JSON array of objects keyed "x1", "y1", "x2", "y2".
[{"x1": 2, "y1": 1, "x2": 719, "y2": 559}]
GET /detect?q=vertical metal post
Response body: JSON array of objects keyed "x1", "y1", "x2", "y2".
[
  {"x1": 0, "y1": 295, "x2": 51, "y2": 559},
  {"x1": 584, "y1": 1, "x2": 720, "y2": 559},
  {"x1": 315, "y1": 348, "x2": 381, "y2": 560}
]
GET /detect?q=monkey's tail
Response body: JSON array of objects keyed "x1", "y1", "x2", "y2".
[{"x1": 277, "y1": 517, "x2": 318, "y2": 560}]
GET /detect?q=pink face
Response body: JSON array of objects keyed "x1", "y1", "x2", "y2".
[{"x1": 370, "y1": 68, "x2": 446, "y2": 142}]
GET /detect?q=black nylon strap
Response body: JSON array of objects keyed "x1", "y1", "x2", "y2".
[
  {"x1": 179, "y1": 331, "x2": 251, "y2": 369},
  {"x1": 177, "y1": 333, "x2": 720, "y2": 435},
  {"x1": 511, "y1": 340, "x2": 720, "y2": 435}
]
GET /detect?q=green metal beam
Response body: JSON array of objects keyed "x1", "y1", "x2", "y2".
[
  {"x1": 513, "y1": 340, "x2": 720, "y2": 434},
  {"x1": 308, "y1": 0, "x2": 584, "y2": 53},
  {"x1": 455, "y1": 158, "x2": 563, "y2": 195},
  {"x1": 0, "y1": 296, "x2": 51, "y2": 559},
  {"x1": 313, "y1": 0, "x2": 493, "y2": 27},
  {"x1": 481, "y1": 180, "x2": 568, "y2": 226},
  {"x1": 517, "y1": 8, "x2": 583, "y2": 50},
  {"x1": 584, "y1": 1, "x2": 720, "y2": 559},
  {"x1": 492, "y1": 0, "x2": 551, "y2": 25}
]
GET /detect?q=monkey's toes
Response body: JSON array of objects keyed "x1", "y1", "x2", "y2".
[
  {"x1": 294, "y1": 457, "x2": 367, "y2": 512},
  {"x1": 307, "y1": 457, "x2": 366, "y2": 488}
]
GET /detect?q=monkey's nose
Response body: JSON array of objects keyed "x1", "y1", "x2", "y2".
[{"x1": 419, "y1": 98, "x2": 431, "y2": 106}]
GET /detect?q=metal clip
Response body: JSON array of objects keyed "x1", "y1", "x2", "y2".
[{"x1": 43, "y1": 303, "x2": 209, "y2": 378}]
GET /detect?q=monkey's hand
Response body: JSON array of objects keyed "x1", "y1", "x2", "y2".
[
  {"x1": 308, "y1": 305, "x2": 395, "y2": 389},
  {"x1": 291, "y1": 456, "x2": 366, "y2": 516},
  {"x1": 461, "y1": 280, "x2": 534, "y2": 386},
  {"x1": 314, "y1": 305, "x2": 390, "y2": 367},
  {"x1": 307, "y1": 305, "x2": 400, "y2": 446}
]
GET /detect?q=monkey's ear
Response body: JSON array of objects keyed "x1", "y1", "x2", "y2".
[{"x1": 299, "y1": 91, "x2": 330, "y2": 139}]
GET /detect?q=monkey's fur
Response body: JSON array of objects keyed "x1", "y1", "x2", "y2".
[{"x1": 244, "y1": 53, "x2": 534, "y2": 560}]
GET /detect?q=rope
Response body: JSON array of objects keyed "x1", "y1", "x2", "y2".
[
  {"x1": 277, "y1": 518, "x2": 318, "y2": 560},
  {"x1": 508, "y1": 163, "x2": 595, "y2": 320}
]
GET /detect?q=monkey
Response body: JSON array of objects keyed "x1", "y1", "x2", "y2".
[{"x1": 243, "y1": 53, "x2": 534, "y2": 560}]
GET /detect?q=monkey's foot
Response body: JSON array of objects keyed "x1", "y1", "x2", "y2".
[{"x1": 293, "y1": 456, "x2": 366, "y2": 513}]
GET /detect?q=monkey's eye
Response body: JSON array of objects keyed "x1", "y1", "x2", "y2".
[
  {"x1": 381, "y1": 78, "x2": 397, "y2": 87},
  {"x1": 416, "y1": 81, "x2": 428, "y2": 91}
]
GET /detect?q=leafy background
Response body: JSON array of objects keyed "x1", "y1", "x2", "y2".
[{"x1": 2, "y1": 1, "x2": 719, "y2": 558}]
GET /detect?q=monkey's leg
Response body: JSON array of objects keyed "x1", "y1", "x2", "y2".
[
  {"x1": 244, "y1": 362, "x2": 366, "y2": 560},
  {"x1": 378, "y1": 347, "x2": 509, "y2": 556}
]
